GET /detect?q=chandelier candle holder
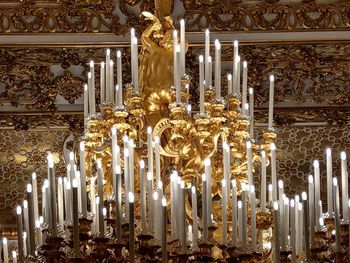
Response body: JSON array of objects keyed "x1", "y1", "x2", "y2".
[{"x1": 5, "y1": 13, "x2": 350, "y2": 263}]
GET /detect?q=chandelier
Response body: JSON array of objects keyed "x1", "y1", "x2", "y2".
[{"x1": 4, "y1": 6, "x2": 350, "y2": 263}]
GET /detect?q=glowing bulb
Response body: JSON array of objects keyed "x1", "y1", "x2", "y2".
[
  {"x1": 232, "y1": 179, "x2": 236, "y2": 188},
  {"x1": 270, "y1": 143, "x2": 276, "y2": 151},
  {"x1": 204, "y1": 158, "x2": 211, "y2": 166},
  {"x1": 269, "y1": 75, "x2": 274, "y2": 82},
  {"x1": 140, "y1": 160, "x2": 145, "y2": 169},
  {"x1": 278, "y1": 180, "x2": 283, "y2": 189},
  {"x1": 27, "y1": 183, "x2": 32, "y2": 193},
  {"x1": 302, "y1": 191, "x2": 307, "y2": 200},
  {"x1": 202, "y1": 174, "x2": 206, "y2": 182},
  {"x1": 111, "y1": 126, "x2": 117, "y2": 136},
  {"x1": 58, "y1": 177, "x2": 62, "y2": 185},
  {"x1": 97, "y1": 159, "x2": 102, "y2": 169},
  {"x1": 341, "y1": 151, "x2": 346, "y2": 160},
  {"x1": 16, "y1": 205, "x2": 22, "y2": 215},
  {"x1": 72, "y1": 179, "x2": 78, "y2": 188},
  {"x1": 162, "y1": 197, "x2": 166, "y2": 207},
  {"x1": 233, "y1": 40, "x2": 238, "y2": 48},
  {"x1": 273, "y1": 202, "x2": 279, "y2": 210},
  {"x1": 261, "y1": 150, "x2": 266, "y2": 158},
  {"x1": 326, "y1": 148, "x2": 331, "y2": 156},
  {"x1": 227, "y1": 74, "x2": 232, "y2": 81},
  {"x1": 314, "y1": 160, "x2": 319, "y2": 168},
  {"x1": 80, "y1": 141, "x2": 85, "y2": 151},
  {"x1": 89, "y1": 61, "x2": 94, "y2": 68},
  {"x1": 243, "y1": 61, "x2": 247, "y2": 68},
  {"x1": 147, "y1": 126, "x2": 152, "y2": 134},
  {"x1": 101, "y1": 61, "x2": 105, "y2": 68},
  {"x1": 199, "y1": 55, "x2": 204, "y2": 63},
  {"x1": 290, "y1": 199, "x2": 295, "y2": 207},
  {"x1": 153, "y1": 191, "x2": 158, "y2": 201},
  {"x1": 106, "y1": 48, "x2": 110, "y2": 56},
  {"x1": 147, "y1": 172, "x2": 153, "y2": 181},
  {"x1": 117, "y1": 50, "x2": 121, "y2": 58},
  {"x1": 32, "y1": 172, "x2": 36, "y2": 180},
  {"x1": 191, "y1": 186, "x2": 196, "y2": 194},
  {"x1": 308, "y1": 175, "x2": 313, "y2": 184},
  {"x1": 333, "y1": 177, "x2": 338, "y2": 186}
]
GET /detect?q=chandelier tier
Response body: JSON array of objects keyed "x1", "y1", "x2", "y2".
[{"x1": 5, "y1": 6, "x2": 350, "y2": 263}]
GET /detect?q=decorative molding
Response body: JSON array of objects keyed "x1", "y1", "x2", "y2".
[{"x1": 0, "y1": 1, "x2": 349, "y2": 34}]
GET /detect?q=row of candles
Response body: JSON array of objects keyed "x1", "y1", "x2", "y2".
[
  {"x1": 5, "y1": 124, "x2": 349, "y2": 262},
  {"x1": 83, "y1": 25, "x2": 276, "y2": 134}
]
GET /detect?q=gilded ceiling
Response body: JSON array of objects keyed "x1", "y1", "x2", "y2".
[{"x1": 0, "y1": 0, "x2": 350, "y2": 230}]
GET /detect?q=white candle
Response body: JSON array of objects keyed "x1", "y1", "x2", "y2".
[
  {"x1": 109, "y1": 60, "x2": 114, "y2": 103},
  {"x1": 100, "y1": 61, "x2": 105, "y2": 102},
  {"x1": 179, "y1": 181, "x2": 186, "y2": 251},
  {"x1": 115, "y1": 165, "x2": 122, "y2": 240},
  {"x1": 170, "y1": 172, "x2": 177, "y2": 237},
  {"x1": 242, "y1": 61, "x2": 248, "y2": 115},
  {"x1": 221, "y1": 180, "x2": 227, "y2": 244},
  {"x1": 26, "y1": 184, "x2": 35, "y2": 254},
  {"x1": 97, "y1": 160, "x2": 104, "y2": 234},
  {"x1": 89, "y1": 61, "x2": 95, "y2": 113},
  {"x1": 227, "y1": 74, "x2": 232, "y2": 98},
  {"x1": 154, "y1": 136, "x2": 161, "y2": 183},
  {"x1": 199, "y1": 55, "x2": 205, "y2": 115},
  {"x1": 204, "y1": 158, "x2": 212, "y2": 225},
  {"x1": 90, "y1": 176, "x2": 95, "y2": 216},
  {"x1": 124, "y1": 141, "x2": 130, "y2": 220},
  {"x1": 241, "y1": 183, "x2": 247, "y2": 253},
  {"x1": 128, "y1": 192, "x2": 135, "y2": 263},
  {"x1": 202, "y1": 174, "x2": 208, "y2": 242},
  {"x1": 152, "y1": 191, "x2": 159, "y2": 237},
  {"x1": 237, "y1": 200, "x2": 242, "y2": 243},
  {"x1": 132, "y1": 37, "x2": 139, "y2": 91},
  {"x1": 250, "y1": 185, "x2": 257, "y2": 252},
  {"x1": 16, "y1": 206, "x2": 24, "y2": 262},
  {"x1": 180, "y1": 19, "x2": 186, "y2": 76},
  {"x1": 147, "y1": 126, "x2": 153, "y2": 173},
  {"x1": 235, "y1": 56, "x2": 241, "y2": 96},
  {"x1": 232, "y1": 40, "x2": 238, "y2": 95},
  {"x1": 69, "y1": 151, "x2": 74, "y2": 183},
  {"x1": 341, "y1": 152, "x2": 348, "y2": 220},
  {"x1": 268, "y1": 184, "x2": 273, "y2": 203},
  {"x1": 273, "y1": 202, "x2": 281, "y2": 263},
  {"x1": 105, "y1": 49, "x2": 111, "y2": 101},
  {"x1": 284, "y1": 197, "x2": 290, "y2": 251},
  {"x1": 214, "y1": 39, "x2": 221, "y2": 99},
  {"x1": 23, "y1": 232, "x2": 27, "y2": 257},
  {"x1": 205, "y1": 29, "x2": 210, "y2": 84},
  {"x1": 326, "y1": 148, "x2": 333, "y2": 213},
  {"x1": 268, "y1": 75, "x2": 275, "y2": 130},
  {"x1": 175, "y1": 45, "x2": 181, "y2": 104},
  {"x1": 191, "y1": 185, "x2": 198, "y2": 248},
  {"x1": 308, "y1": 175, "x2": 315, "y2": 245},
  {"x1": 278, "y1": 180, "x2": 284, "y2": 249},
  {"x1": 83, "y1": 84, "x2": 88, "y2": 126},
  {"x1": 271, "y1": 143, "x2": 277, "y2": 202},
  {"x1": 23, "y1": 200, "x2": 30, "y2": 252},
  {"x1": 249, "y1": 88, "x2": 254, "y2": 138},
  {"x1": 208, "y1": 56, "x2": 212, "y2": 87},
  {"x1": 65, "y1": 180, "x2": 72, "y2": 225},
  {"x1": 72, "y1": 179, "x2": 80, "y2": 255},
  {"x1": 57, "y1": 177, "x2": 64, "y2": 227},
  {"x1": 223, "y1": 142, "x2": 230, "y2": 203},
  {"x1": 116, "y1": 50, "x2": 123, "y2": 107},
  {"x1": 302, "y1": 192, "x2": 310, "y2": 260},
  {"x1": 290, "y1": 199, "x2": 296, "y2": 261},
  {"x1": 94, "y1": 197, "x2": 100, "y2": 234},
  {"x1": 75, "y1": 171, "x2": 82, "y2": 214},
  {"x1": 246, "y1": 141, "x2": 253, "y2": 187},
  {"x1": 173, "y1": 30, "x2": 178, "y2": 90},
  {"x1": 140, "y1": 160, "x2": 147, "y2": 233},
  {"x1": 12, "y1": 251, "x2": 17, "y2": 263},
  {"x1": 129, "y1": 139, "x2": 135, "y2": 194},
  {"x1": 231, "y1": 179, "x2": 238, "y2": 246},
  {"x1": 333, "y1": 177, "x2": 341, "y2": 252},
  {"x1": 261, "y1": 150, "x2": 267, "y2": 210},
  {"x1": 314, "y1": 160, "x2": 321, "y2": 225},
  {"x1": 161, "y1": 197, "x2": 168, "y2": 262},
  {"x1": 79, "y1": 141, "x2": 87, "y2": 218},
  {"x1": 31, "y1": 172, "x2": 39, "y2": 224},
  {"x1": 2, "y1": 238, "x2": 8, "y2": 263}
]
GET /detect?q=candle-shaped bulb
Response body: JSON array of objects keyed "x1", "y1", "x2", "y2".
[
  {"x1": 249, "y1": 87, "x2": 253, "y2": 95},
  {"x1": 89, "y1": 60, "x2": 94, "y2": 68},
  {"x1": 101, "y1": 61, "x2": 105, "y2": 68},
  {"x1": 202, "y1": 173, "x2": 206, "y2": 182},
  {"x1": 284, "y1": 197, "x2": 289, "y2": 205},
  {"x1": 176, "y1": 176, "x2": 181, "y2": 185},
  {"x1": 244, "y1": 103, "x2": 249, "y2": 111},
  {"x1": 69, "y1": 151, "x2": 74, "y2": 161},
  {"x1": 204, "y1": 158, "x2": 211, "y2": 166},
  {"x1": 88, "y1": 72, "x2": 92, "y2": 79},
  {"x1": 234, "y1": 40, "x2": 238, "y2": 48},
  {"x1": 181, "y1": 181, "x2": 185, "y2": 189},
  {"x1": 154, "y1": 136, "x2": 159, "y2": 144},
  {"x1": 72, "y1": 178, "x2": 78, "y2": 188},
  {"x1": 199, "y1": 55, "x2": 204, "y2": 63},
  {"x1": 111, "y1": 126, "x2": 117, "y2": 136},
  {"x1": 106, "y1": 48, "x2": 110, "y2": 56},
  {"x1": 66, "y1": 181, "x2": 72, "y2": 190},
  {"x1": 147, "y1": 172, "x2": 153, "y2": 181},
  {"x1": 302, "y1": 191, "x2": 307, "y2": 200},
  {"x1": 298, "y1": 203, "x2": 303, "y2": 210},
  {"x1": 123, "y1": 135, "x2": 129, "y2": 143},
  {"x1": 241, "y1": 183, "x2": 247, "y2": 192},
  {"x1": 95, "y1": 196, "x2": 100, "y2": 205},
  {"x1": 157, "y1": 180, "x2": 163, "y2": 190},
  {"x1": 67, "y1": 164, "x2": 71, "y2": 172},
  {"x1": 261, "y1": 150, "x2": 266, "y2": 158},
  {"x1": 191, "y1": 186, "x2": 196, "y2": 194},
  {"x1": 208, "y1": 56, "x2": 212, "y2": 63},
  {"x1": 116, "y1": 165, "x2": 121, "y2": 174},
  {"x1": 326, "y1": 148, "x2": 331, "y2": 156},
  {"x1": 236, "y1": 55, "x2": 241, "y2": 63},
  {"x1": 27, "y1": 183, "x2": 32, "y2": 193},
  {"x1": 170, "y1": 171, "x2": 177, "y2": 182},
  {"x1": 221, "y1": 179, "x2": 226, "y2": 188},
  {"x1": 47, "y1": 152, "x2": 54, "y2": 168},
  {"x1": 124, "y1": 148, "x2": 129, "y2": 158},
  {"x1": 205, "y1": 28, "x2": 209, "y2": 37},
  {"x1": 147, "y1": 126, "x2": 152, "y2": 134},
  {"x1": 58, "y1": 177, "x2": 63, "y2": 185},
  {"x1": 238, "y1": 200, "x2": 242, "y2": 209},
  {"x1": 215, "y1": 39, "x2": 220, "y2": 49},
  {"x1": 268, "y1": 184, "x2": 273, "y2": 192},
  {"x1": 32, "y1": 172, "x2": 36, "y2": 180},
  {"x1": 186, "y1": 104, "x2": 192, "y2": 112},
  {"x1": 140, "y1": 160, "x2": 145, "y2": 169},
  {"x1": 319, "y1": 217, "x2": 324, "y2": 226},
  {"x1": 12, "y1": 251, "x2": 17, "y2": 259},
  {"x1": 153, "y1": 191, "x2": 159, "y2": 201},
  {"x1": 232, "y1": 179, "x2": 237, "y2": 188},
  {"x1": 130, "y1": 28, "x2": 135, "y2": 37},
  {"x1": 39, "y1": 216, "x2": 44, "y2": 224},
  {"x1": 270, "y1": 75, "x2": 274, "y2": 82},
  {"x1": 308, "y1": 175, "x2": 314, "y2": 184},
  {"x1": 173, "y1": 29, "x2": 177, "y2": 39},
  {"x1": 16, "y1": 205, "x2": 22, "y2": 215},
  {"x1": 295, "y1": 195, "x2": 300, "y2": 203},
  {"x1": 103, "y1": 207, "x2": 107, "y2": 216},
  {"x1": 333, "y1": 177, "x2": 338, "y2": 186},
  {"x1": 180, "y1": 19, "x2": 185, "y2": 27},
  {"x1": 250, "y1": 185, "x2": 255, "y2": 193},
  {"x1": 110, "y1": 60, "x2": 114, "y2": 67},
  {"x1": 3, "y1": 237, "x2": 7, "y2": 245},
  {"x1": 290, "y1": 199, "x2": 295, "y2": 207},
  {"x1": 162, "y1": 197, "x2": 166, "y2": 207},
  {"x1": 273, "y1": 201, "x2": 279, "y2": 210},
  {"x1": 243, "y1": 61, "x2": 247, "y2": 68},
  {"x1": 132, "y1": 37, "x2": 138, "y2": 45},
  {"x1": 97, "y1": 159, "x2": 102, "y2": 169},
  {"x1": 314, "y1": 160, "x2": 319, "y2": 168},
  {"x1": 23, "y1": 200, "x2": 28, "y2": 208},
  {"x1": 270, "y1": 142, "x2": 276, "y2": 151},
  {"x1": 227, "y1": 73, "x2": 232, "y2": 81},
  {"x1": 246, "y1": 141, "x2": 252, "y2": 149},
  {"x1": 117, "y1": 50, "x2": 121, "y2": 57},
  {"x1": 278, "y1": 180, "x2": 283, "y2": 189},
  {"x1": 84, "y1": 84, "x2": 88, "y2": 91},
  {"x1": 176, "y1": 45, "x2": 181, "y2": 53},
  {"x1": 341, "y1": 151, "x2": 346, "y2": 160},
  {"x1": 115, "y1": 84, "x2": 119, "y2": 91}
]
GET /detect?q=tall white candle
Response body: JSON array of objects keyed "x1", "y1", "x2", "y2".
[
  {"x1": 79, "y1": 141, "x2": 87, "y2": 218},
  {"x1": 242, "y1": 61, "x2": 248, "y2": 115},
  {"x1": 140, "y1": 160, "x2": 147, "y2": 233},
  {"x1": 333, "y1": 177, "x2": 341, "y2": 252},
  {"x1": 170, "y1": 172, "x2": 177, "y2": 237},
  {"x1": 116, "y1": 50, "x2": 123, "y2": 107},
  {"x1": 23, "y1": 200, "x2": 30, "y2": 253},
  {"x1": 57, "y1": 177, "x2": 64, "y2": 227},
  {"x1": 173, "y1": 30, "x2": 178, "y2": 90},
  {"x1": 278, "y1": 180, "x2": 284, "y2": 249},
  {"x1": 261, "y1": 150, "x2": 267, "y2": 210},
  {"x1": 47, "y1": 153, "x2": 57, "y2": 236},
  {"x1": 90, "y1": 176, "x2": 95, "y2": 216},
  {"x1": 89, "y1": 61, "x2": 95, "y2": 113},
  {"x1": 221, "y1": 180, "x2": 227, "y2": 244},
  {"x1": 97, "y1": 160, "x2": 104, "y2": 234},
  {"x1": 202, "y1": 174, "x2": 208, "y2": 242},
  {"x1": 308, "y1": 175, "x2": 315, "y2": 245},
  {"x1": 83, "y1": 84, "x2": 88, "y2": 126},
  {"x1": 208, "y1": 56, "x2": 212, "y2": 87},
  {"x1": 235, "y1": 56, "x2": 241, "y2": 96},
  {"x1": 180, "y1": 19, "x2": 186, "y2": 76},
  {"x1": 100, "y1": 61, "x2": 105, "y2": 103},
  {"x1": 268, "y1": 184, "x2": 273, "y2": 203},
  {"x1": 105, "y1": 49, "x2": 111, "y2": 101},
  {"x1": 205, "y1": 29, "x2": 210, "y2": 84},
  {"x1": 16, "y1": 206, "x2": 24, "y2": 262},
  {"x1": 284, "y1": 197, "x2": 290, "y2": 251},
  {"x1": 231, "y1": 179, "x2": 238, "y2": 246},
  {"x1": 341, "y1": 152, "x2": 348, "y2": 220},
  {"x1": 72, "y1": 179, "x2": 80, "y2": 255},
  {"x1": 250, "y1": 185, "x2": 257, "y2": 252},
  {"x1": 241, "y1": 183, "x2": 247, "y2": 254},
  {"x1": 290, "y1": 199, "x2": 296, "y2": 261},
  {"x1": 12, "y1": 251, "x2": 17, "y2": 263},
  {"x1": 302, "y1": 192, "x2": 310, "y2": 260},
  {"x1": 246, "y1": 141, "x2": 253, "y2": 187},
  {"x1": 109, "y1": 60, "x2": 114, "y2": 103},
  {"x1": 237, "y1": 200, "x2": 242, "y2": 243},
  {"x1": 204, "y1": 158, "x2": 212, "y2": 226},
  {"x1": 26, "y1": 184, "x2": 35, "y2": 254},
  {"x1": 273, "y1": 202, "x2": 281, "y2": 263},
  {"x1": 161, "y1": 197, "x2": 168, "y2": 262},
  {"x1": 232, "y1": 40, "x2": 238, "y2": 95},
  {"x1": 129, "y1": 139, "x2": 135, "y2": 194},
  {"x1": 268, "y1": 75, "x2": 275, "y2": 130},
  {"x1": 175, "y1": 45, "x2": 181, "y2": 104},
  {"x1": 249, "y1": 88, "x2": 254, "y2": 138},
  {"x1": 147, "y1": 127, "x2": 153, "y2": 174},
  {"x1": 154, "y1": 136, "x2": 161, "y2": 183},
  {"x1": 32, "y1": 172, "x2": 39, "y2": 224},
  {"x1": 271, "y1": 143, "x2": 277, "y2": 202},
  {"x1": 326, "y1": 148, "x2": 333, "y2": 213},
  {"x1": 199, "y1": 55, "x2": 205, "y2": 115},
  {"x1": 191, "y1": 185, "x2": 198, "y2": 248},
  {"x1": 132, "y1": 37, "x2": 139, "y2": 91},
  {"x1": 128, "y1": 192, "x2": 135, "y2": 263},
  {"x1": 115, "y1": 165, "x2": 122, "y2": 240},
  {"x1": 214, "y1": 39, "x2": 221, "y2": 99},
  {"x1": 2, "y1": 238, "x2": 8, "y2": 263},
  {"x1": 147, "y1": 172, "x2": 154, "y2": 233},
  {"x1": 179, "y1": 181, "x2": 186, "y2": 251},
  {"x1": 314, "y1": 160, "x2": 321, "y2": 226},
  {"x1": 223, "y1": 142, "x2": 230, "y2": 202}
]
